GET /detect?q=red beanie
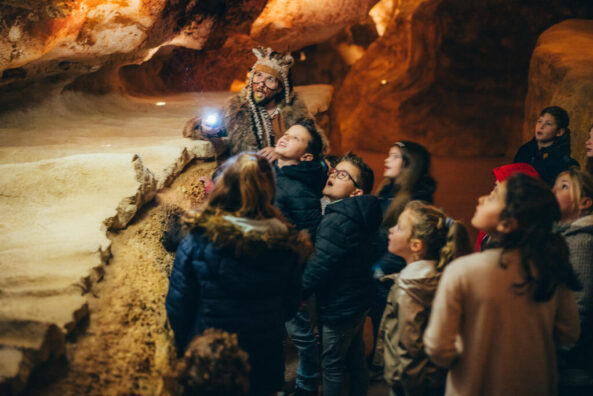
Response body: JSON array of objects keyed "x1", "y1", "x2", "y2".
[{"x1": 492, "y1": 163, "x2": 539, "y2": 182}]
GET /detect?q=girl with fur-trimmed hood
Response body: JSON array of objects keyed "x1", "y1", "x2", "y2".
[{"x1": 166, "y1": 153, "x2": 312, "y2": 396}]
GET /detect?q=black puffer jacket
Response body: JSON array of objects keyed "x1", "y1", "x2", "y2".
[
  {"x1": 302, "y1": 195, "x2": 382, "y2": 325},
  {"x1": 514, "y1": 134, "x2": 579, "y2": 186},
  {"x1": 274, "y1": 160, "x2": 327, "y2": 241}
]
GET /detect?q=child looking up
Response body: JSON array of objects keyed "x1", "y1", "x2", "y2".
[
  {"x1": 473, "y1": 163, "x2": 539, "y2": 252},
  {"x1": 301, "y1": 152, "x2": 382, "y2": 396},
  {"x1": 424, "y1": 173, "x2": 581, "y2": 396},
  {"x1": 514, "y1": 105, "x2": 579, "y2": 186},
  {"x1": 378, "y1": 201, "x2": 470, "y2": 396},
  {"x1": 553, "y1": 168, "x2": 593, "y2": 395},
  {"x1": 273, "y1": 118, "x2": 326, "y2": 395},
  {"x1": 166, "y1": 153, "x2": 311, "y2": 396},
  {"x1": 370, "y1": 141, "x2": 437, "y2": 371},
  {"x1": 274, "y1": 118, "x2": 326, "y2": 240}
]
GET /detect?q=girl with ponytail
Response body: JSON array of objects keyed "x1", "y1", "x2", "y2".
[
  {"x1": 166, "y1": 153, "x2": 312, "y2": 396},
  {"x1": 376, "y1": 200, "x2": 471, "y2": 396},
  {"x1": 424, "y1": 173, "x2": 581, "y2": 396}
]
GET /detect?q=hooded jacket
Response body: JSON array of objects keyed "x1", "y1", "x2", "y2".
[
  {"x1": 224, "y1": 88, "x2": 312, "y2": 155},
  {"x1": 513, "y1": 133, "x2": 579, "y2": 186},
  {"x1": 274, "y1": 160, "x2": 327, "y2": 241},
  {"x1": 166, "y1": 212, "x2": 312, "y2": 395},
  {"x1": 302, "y1": 195, "x2": 382, "y2": 325},
  {"x1": 376, "y1": 260, "x2": 447, "y2": 394},
  {"x1": 559, "y1": 214, "x2": 593, "y2": 382}
]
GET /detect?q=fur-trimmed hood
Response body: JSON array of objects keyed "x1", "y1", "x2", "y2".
[{"x1": 190, "y1": 212, "x2": 312, "y2": 265}]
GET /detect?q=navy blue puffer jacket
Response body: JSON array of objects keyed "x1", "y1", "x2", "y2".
[
  {"x1": 166, "y1": 212, "x2": 312, "y2": 395},
  {"x1": 302, "y1": 195, "x2": 382, "y2": 325}
]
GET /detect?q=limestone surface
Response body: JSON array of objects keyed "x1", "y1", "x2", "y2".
[{"x1": 523, "y1": 19, "x2": 593, "y2": 165}]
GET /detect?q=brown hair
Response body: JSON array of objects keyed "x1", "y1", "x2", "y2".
[
  {"x1": 175, "y1": 329, "x2": 250, "y2": 396},
  {"x1": 377, "y1": 141, "x2": 436, "y2": 228},
  {"x1": 405, "y1": 201, "x2": 471, "y2": 271},
  {"x1": 193, "y1": 153, "x2": 283, "y2": 222},
  {"x1": 557, "y1": 167, "x2": 593, "y2": 217}
]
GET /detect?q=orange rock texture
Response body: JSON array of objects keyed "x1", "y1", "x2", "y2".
[
  {"x1": 331, "y1": 0, "x2": 592, "y2": 156},
  {"x1": 523, "y1": 19, "x2": 593, "y2": 165}
]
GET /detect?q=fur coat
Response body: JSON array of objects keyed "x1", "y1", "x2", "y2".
[{"x1": 224, "y1": 87, "x2": 312, "y2": 155}]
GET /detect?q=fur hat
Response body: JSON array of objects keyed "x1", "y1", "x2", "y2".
[{"x1": 250, "y1": 47, "x2": 294, "y2": 102}]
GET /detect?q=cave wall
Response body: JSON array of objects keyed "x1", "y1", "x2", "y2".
[
  {"x1": 331, "y1": 0, "x2": 593, "y2": 156},
  {"x1": 2, "y1": 1, "x2": 593, "y2": 157},
  {"x1": 523, "y1": 19, "x2": 593, "y2": 165}
]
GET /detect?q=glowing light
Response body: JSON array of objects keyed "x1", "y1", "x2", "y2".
[
  {"x1": 155, "y1": 102, "x2": 166, "y2": 106},
  {"x1": 300, "y1": 51, "x2": 307, "y2": 61},
  {"x1": 204, "y1": 114, "x2": 218, "y2": 127},
  {"x1": 381, "y1": 80, "x2": 388, "y2": 85}
]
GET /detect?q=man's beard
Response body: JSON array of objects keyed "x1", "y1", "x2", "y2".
[{"x1": 253, "y1": 88, "x2": 282, "y2": 106}]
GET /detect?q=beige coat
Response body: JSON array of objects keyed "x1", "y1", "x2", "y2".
[
  {"x1": 424, "y1": 249, "x2": 580, "y2": 396},
  {"x1": 376, "y1": 260, "x2": 447, "y2": 394}
]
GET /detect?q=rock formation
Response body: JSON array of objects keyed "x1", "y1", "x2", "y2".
[
  {"x1": 332, "y1": 0, "x2": 592, "y2": 156},
  {"x1": 523, "y1": 19, "x2": 593, "y2": 164}
]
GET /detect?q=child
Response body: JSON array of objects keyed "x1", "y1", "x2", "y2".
[
  {"x1": 424, "y1": 173, "x2": 581, "y2": 396},
  {"x1": 172, "y1": 329, "x2": 250, "y2": 396},
  {"x1": 301, "y1": 152, "x2": 382, "y2": 396},
  {"x1": 274, "y1": 118, "x2": 326, "y2": 240},
  {"x1": 514, "y1": 105, "x2": 579, "y2": 186},
  {"x1": 166, "y1": 153, "x2": 312, "y2": 396},
  {"x1": 378, "y1": 201, "x2": 470, "y2": 396},
  {"x1": 370, "y1": 141, "x2": 437, "y2": 372},
  {"x1": 553, "y1": 168, "x2": 593, "y2": 395},
  {"x1": 586, "y1": 122, "x2": 593, "y2": 175},
  {"x1": 273, "y1": 118, "x2": 325, "y2": 395},
  {"x1": 473, "y1": 163, "x2": 539, "y2": 252}
]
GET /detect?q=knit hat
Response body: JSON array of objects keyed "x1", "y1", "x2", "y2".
[{"x1": 492, "y1": 163, "x2": 540, "y2": 182}]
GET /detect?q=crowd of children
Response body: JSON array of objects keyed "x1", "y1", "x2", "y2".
[{"x1": 165, "y1": 105, "x2": 593, "y2": 396}]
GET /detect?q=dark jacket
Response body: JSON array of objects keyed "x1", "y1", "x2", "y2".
[
  {"x1": 274, "y1": 160, "x2": 327, "y2": 241},
  {"x1": 514, "y1": 134, "x2": 579, "y2": 186},
  {"x1": 302, "y1": 195, "x2": 382, "y2": 325},
  {"x1": 166, "y1": 212, "x2": 311, "y2": 395}
]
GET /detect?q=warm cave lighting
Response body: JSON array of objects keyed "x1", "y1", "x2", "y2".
[
  {"x1": 155, "y1": 101, "x2": 166, "y2": 106},
  {"x1": 381, "y1": 79, "x2": 388, "y2": 85}
]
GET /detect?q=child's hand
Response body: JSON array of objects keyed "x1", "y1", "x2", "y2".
[{"x1": 258, "y1": 147, "x2": 278, "y2": 162}]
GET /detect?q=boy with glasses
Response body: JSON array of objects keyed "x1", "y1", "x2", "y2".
[{"x1": 301, "y1": 152, "x2": 382, "y2": 396}]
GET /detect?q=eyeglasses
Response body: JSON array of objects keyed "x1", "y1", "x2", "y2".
[
  {"x1": 328, "y1": 168, "x2": 361, "y2": 189},
  {"x1": 253, "y1": 72, "x2": 280, "y2": 90}
]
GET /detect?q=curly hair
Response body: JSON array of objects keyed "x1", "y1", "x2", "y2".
[{"x1": 176, "y1": 329, "x2": 250, "y2": 396}]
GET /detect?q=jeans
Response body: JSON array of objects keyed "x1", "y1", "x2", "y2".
[
  {"x1": 285, "y1": 304, "x2": 320, "y2": 392},
  {"x1": 321, "y1": 312, "x2": 369, "y2": 396}
]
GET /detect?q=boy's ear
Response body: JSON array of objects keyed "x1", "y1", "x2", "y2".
[
  {"x1": 579, "y1": 197, "x2": 593, "y2": 212},
  {"x1": 409, "y1": 238, "x2": 424, "y2": 254},
  {"x1": 349, "y1": 188, "x2": 364, "y2": 197},
  {"x1": 300, "y1": 153, "x2": 314, "y2": 162},
  {"x1": 496, "y1": 218, "x2": 518, "y2": 234},
  {"x1": 556, "y1": 127, "x2": 566, "y2": 137}
]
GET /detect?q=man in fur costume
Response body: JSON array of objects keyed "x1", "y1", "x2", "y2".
[{"x1": 183, "y1": 47, "x2": 313, "y2": 159}]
